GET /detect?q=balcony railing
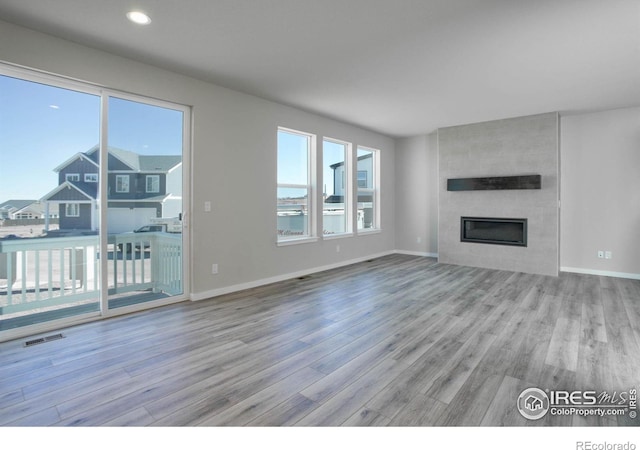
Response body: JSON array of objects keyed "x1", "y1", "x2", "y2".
[{"x1": 0, "y1": 232, "x2": 182, "y2": 318}]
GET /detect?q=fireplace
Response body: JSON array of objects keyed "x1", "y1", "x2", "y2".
[{"x1": 461, "y1": 217, "x2": 527, "y2": 247}]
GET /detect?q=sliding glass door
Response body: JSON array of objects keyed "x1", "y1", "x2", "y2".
[
  {"x1": 105, "y1": 95, "x2": 186, "y2": 310},
  {"x1": 0, "y1": 74, "x2": 102, "y2": 330},
  {"x1": 0, "y1": 66, "x2": 189, "y2": 337}
]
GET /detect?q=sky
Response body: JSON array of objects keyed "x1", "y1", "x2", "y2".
[
  {"x1": 0, "y1": 72, "x2": 341, "y2": 203},
  {"x1": 0, "y1": 74, "x2": 183, "y2": 201},
  {"x1": 277, "y1": 129, "x2": 346, "y2": 199}
]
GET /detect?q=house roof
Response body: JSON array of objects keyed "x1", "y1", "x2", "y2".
[
  {"x1": 53, "y1": 151, "x2": 99, "y2": 173},
  {"x1": 40, "y1": 181, "x2": 97, "y2": 202},
  {"x1": 329, "y1": 152, "x2": 373, "y2": 169},
  {"x1": 0, "y1": 199, "x2": 37, "y2": 211},
  {"x1": 139, "y1": 156, "x2": 182, "y2": 172},
  {"x1": 60, "y1": 146, "x2": 182, "y2": 173}
]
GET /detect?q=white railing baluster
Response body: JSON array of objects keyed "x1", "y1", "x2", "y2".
[
  {"x1": 59, "y1": 248, "x2": 64, "y2": 297},
  {"x1": 141, "y1": 246, "x2": 146, "y2": 285},
  {"x1": 112, "y1": 243, "x2": 117, "y2": 293},
  {"x1": 35, "y1": 250, "x2": 41, "y2": 301},
  {"x1": 71, "y1": 247, "x2": 77, "y2": 295},
  {"x1": 48, "y1": 248, "x2": 53, "y2": 298},
  {"x1": 21, "y1": 250, "x2": 27, "y2": 301},
  {"x1": 6, "y1": 252, "x2": 12, "y2": 306}
]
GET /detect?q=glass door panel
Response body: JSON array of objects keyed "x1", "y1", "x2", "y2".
[
  {"x1": 105, "y1": 96, "x2": 185, "y2": 310},
  {"x1": 0, "y1": 74, "x2": 101, "y2": 330}
]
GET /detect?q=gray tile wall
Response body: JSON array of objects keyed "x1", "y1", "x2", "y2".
[{"x1": 438, "y1": 113, "x2": 559, "y2": 276}]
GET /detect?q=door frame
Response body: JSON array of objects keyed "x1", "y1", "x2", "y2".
[{"x1": 0, "y1": 62, "x2": 192, "y2": 342}]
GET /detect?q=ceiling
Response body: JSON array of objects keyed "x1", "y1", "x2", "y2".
[{"x1": 0, "y1": 0, "x2": 638, "y2": 137}]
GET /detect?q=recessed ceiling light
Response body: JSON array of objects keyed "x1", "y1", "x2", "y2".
[{"x1": 126, "y1": 11, "x2": 151, "y2": 25}]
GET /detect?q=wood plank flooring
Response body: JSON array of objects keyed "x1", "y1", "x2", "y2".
[{"x1": 1, "y1": 254, "x2": 639, "y2": 426}]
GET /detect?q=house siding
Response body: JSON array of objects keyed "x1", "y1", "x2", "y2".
[
  {"x1": 107, "y1": 202, "x2": 162, "y2": 217},
  {"x1": 107, "y1": 173, "x2": 166, "y2": 200},
  {"x1": 60, "y1": 203, "x2": 92, "y2": 230},
  {"x1": 48, "y1": 187, "x2": 91, "y2": 202},
  {"x1": 58, "y1": 158, "x2": 98, "y2": 184}
]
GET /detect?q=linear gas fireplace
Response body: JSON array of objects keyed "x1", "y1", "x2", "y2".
[{"x1": 461, "y1": 217, "x2": 527, "y2": 247}]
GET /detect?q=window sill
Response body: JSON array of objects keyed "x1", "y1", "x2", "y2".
[
  {"x1": 357, "y1": 228, "x2": 382, "y2": 236},
  {"x1": 277, "y1": 236, "x2": 320, "y2": 247},
  {"x1": 322, "y1": 233, "x2": 354, "y2": 241}
]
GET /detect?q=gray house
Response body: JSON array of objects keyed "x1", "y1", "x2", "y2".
[
  {"x1": 41, "y1": 145, "x2": 182, "y2": 234},
  {"x1": 325, "y1": 152, "x2": 373, "y2": 203}
]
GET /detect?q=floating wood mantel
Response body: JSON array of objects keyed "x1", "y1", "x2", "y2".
[{"x1": 447, "y1": 175, "x2": 541, "y2": 191}]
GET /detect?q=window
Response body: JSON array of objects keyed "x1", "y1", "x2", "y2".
[
  {"x1": 115, "y1": 175, "x2": 129, "y2": 193},
  {"x1": 65, "y1": 203, "x2": 80, "y2": 217},
  {"x1": 356, "y1": 147, "x2": 379, "y2": 231},
  {"x1": 357, "y1": 170, "x2": 368, "y2": 188},
  {"x1": 323, "y1": 138, "x2": 351, "y2": 235},
  {"x1": 277, "y1": 128, "x2": 315, "y2": 242},
  {"x1": 146, "y1": 175, "x2": 160, "y2": 193},
  {"x1": 85, "y1": 173, "x2": 98, "y2": 183},
  {"x1": 66, "y1": 173, "x2": 80, "y2": 182}
]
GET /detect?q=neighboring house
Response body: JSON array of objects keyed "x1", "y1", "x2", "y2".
[
  {"x1": 325, "y1": 152, "x2": 373, "y2": 203},
  {"x1": 0, "y1": 199, "x2": 58, "y2": 220},
  {"x1": 326, "y1": 153, "x2": 374, "y2": 228},
  {"x1": 40, "y1": 145, "x2": 182, "y2": 234}
]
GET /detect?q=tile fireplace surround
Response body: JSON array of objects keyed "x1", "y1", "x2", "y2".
[{"x1": 437, "y1": 113, "x2": 559, "y2": 276}]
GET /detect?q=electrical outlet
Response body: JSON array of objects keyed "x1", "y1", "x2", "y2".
[
  {"x1": 417, "y1": 237, "x2": 422, "y2": 244},
  {"x1": 597, "y1": 251, "x2": 604, "y2": 259},
  {"x1": 605, "y1": 251, "x2": 612, "y2": 260},
  {"x1": 204, "y1": 201, "x2": 212, "y2": 212},
  {"x1": 211, "y1": 263, "x2": 218, "y2": 274},
  {"x1": 336, "y1": 244, "x2": 340, "y2": 253}
]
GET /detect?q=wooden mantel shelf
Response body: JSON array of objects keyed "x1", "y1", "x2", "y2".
[{"x1": 447, "y1": 174, "x2": 541, "y2": 191}]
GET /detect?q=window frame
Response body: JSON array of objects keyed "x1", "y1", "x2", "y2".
[
  {"x1": 65, "y1": 203, "x2": 80, "y2": 217},
  {"x1": 322, "y1": 137, "x2": 353, "y2": 238},
  {"x1": 356, "y1": 146, "x2": 381, "y2": 233},
  {"x1": 146, "y1": 175, "x2": 160, "y2": 193},
  {"x1": 115, "y1": 174, "x2": 130, "y2": 193},
  {"x1": 0, "y1": 61, "x2": 192, "y2": 341},
  {"x1": 85, "y1": 173, "x2": 98, "y2": 183},
  {"x1": 357, "y1": 170, "x2": 368, "y2": 188},
  {"x1": 276, "y1": 127, "x2": 317, "y2": 245},
  {"x1": 65, "y1": 173, "x2": 80, "y2": 182}
]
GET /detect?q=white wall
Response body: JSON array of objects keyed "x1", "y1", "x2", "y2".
[
  {"x1": 394, "y1": 133, "x2": 438, "y2": 256},
  {"x1": 560, "y1": 107, "x2": 640, "y2": 278},
  {"x1": 0, "y1": 21, "x2": 396, "y2": 298}
]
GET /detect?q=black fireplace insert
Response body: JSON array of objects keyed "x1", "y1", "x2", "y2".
[{"x1": 461, "y1": 217, "x2": 527, "y2": 247}]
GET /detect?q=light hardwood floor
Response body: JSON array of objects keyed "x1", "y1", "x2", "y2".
[{"x1": 1, "y1": 254, "x2": 639, "y2": 426}]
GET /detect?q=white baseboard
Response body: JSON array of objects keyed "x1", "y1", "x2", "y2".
[
  {"x1": 395, "y1": 250, "x2": 438, "y2": 258},
  {"x1": 192, "y1": 256, "x2": 640, "y2": 303},
  {"x1": 560, "y1": 266, "x2": 640, "y2": 280},
  {"x1": 191, "y1": 250, "x2": 396, "y2": 301}
]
